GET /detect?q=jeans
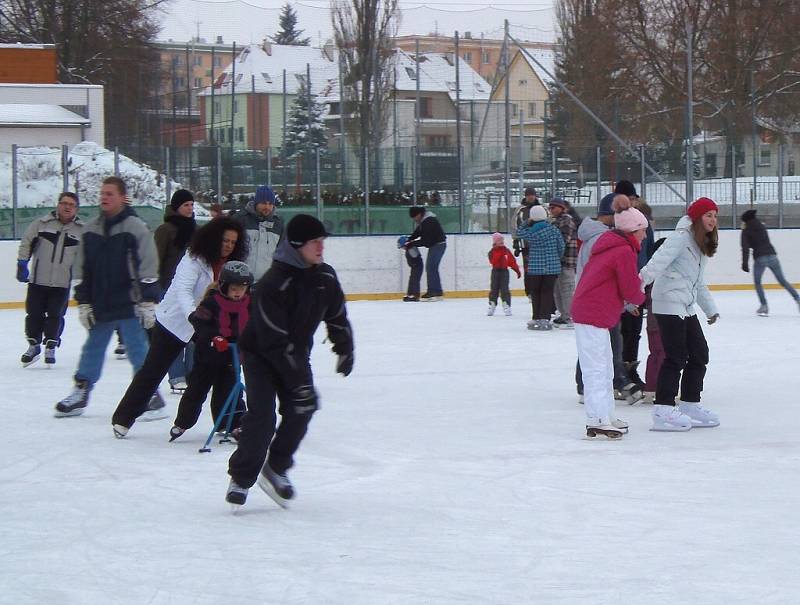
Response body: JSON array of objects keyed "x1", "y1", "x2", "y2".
[
  {"x1": 75, "y1": 318, "x2": 149, "y2": 386},
  {"x1": 654, "y1": 314, "x2": 709, "y2": 406},
  {"x1": 425, "y1": 242, "x2": 446, "y2": 296},
  {"x1": 753, "y1": 254, "x2": 799, "y2": 306}
]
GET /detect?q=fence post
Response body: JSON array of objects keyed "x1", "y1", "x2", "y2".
[
  {"x1": 364, "y1": 148, "x2": 370, "y2": 235},
  {"x1": 11, "y1": 144, "x2": 18, "y2": 238},
  {"x1": 315, "y1": 147, "x2": 322, "y2": 222},
  {"x1": 165, "y1": 147, "x2": 172, "y2": 207},
  {"x1": 551, "y1": 146, "x2": 557, "y2": 197},
  {"x1": 411, "y1": 145, "x2": 417, "y2": 205},
  {"x1": 640, "y1": 145, "x2": 646, "y2": 201},
  {"x1": 596, "y1": 146, "x2": 602, "y2": 209},
  {"x1": 459, "y1": 148, "x2": 465, "y2": 234},
  {"x1": 216, "y1": 145, "x2": 222, "y2": 205},
  {"x1": 778, "y1": 143, "x2": 784, "y2": 228},
  {"x1": 62, "y1": 144, "x2": 70, "y2": 193},
  {"x1": 267, "y1": 147, "x2": 272, "y2": 186},
  {"x1": 114, "y1": 146, "x2": 120, "y2": 177},
  {"x1": 731, "y1": 145, "x2": 737, "y2": 229}
]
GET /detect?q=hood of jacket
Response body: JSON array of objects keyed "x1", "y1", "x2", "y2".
[
  {"x1": 272, "y1": 236, "x2": 309, "y2": 269},
  {"x1": 577, "y1": 217, "x2": 608, "y2": 244}
]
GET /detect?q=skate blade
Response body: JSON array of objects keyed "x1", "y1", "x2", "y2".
[
  {"x1": 649, "y1": 425, "x2": 692, "y2": 432},
  {"x1": 140, "y1": 409, "x2": 169, "y2": 422},
  {"x1": 22, "y1": 357, "x2": 40, "y2": 368},
  {"x1": 583, "y1": 433, "x2": 623, "y2": 441},
  {"x1": 689, "y1": 421, "x2": 720, "y2": 428},
  {"x1": 229, "y1": 503, "x2": 243, "y2": 514},
  {"x1": 584, "y1": 429, "x2": 623, "y2": 440},
  {"x1": 54, "y1": 408, "x2": 85, "y2": 418},
  {"x1": 256, "y1": 475, "x2": 290, "y2": 509}
]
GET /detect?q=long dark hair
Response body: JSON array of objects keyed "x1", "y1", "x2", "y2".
[
  {"x1": 691, "y1": 220, "x2": 718, "y2": 257},
  {"x1": 188, "y1": 217, "x2": 248, "y2": 265}
]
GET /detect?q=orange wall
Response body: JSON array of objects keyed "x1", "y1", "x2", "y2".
[{"x1": 0, "y1": 48, "x2": 58, "y2": 83}]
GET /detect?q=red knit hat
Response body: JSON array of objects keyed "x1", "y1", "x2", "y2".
[{"x1": 687, "y1": 197, "x2": 718, "y2": 221}]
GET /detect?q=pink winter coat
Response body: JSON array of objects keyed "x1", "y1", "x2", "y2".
[{"x1": 571, "y1": 230, "x2": 645, "y2": 328}]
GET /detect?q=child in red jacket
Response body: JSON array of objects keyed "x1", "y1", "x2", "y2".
[
  {"x1": 571, "y1": 209, "x2": 648, "y2": 439},
  {"x1": 487, "y1": 232, "x2": 521, "y2": 316}
]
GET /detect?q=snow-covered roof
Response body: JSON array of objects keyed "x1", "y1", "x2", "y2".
[
  {"x1": 199, "y1": 43, "x2": 337, "y2": 97},
  {"x1": 520, "y1": 48, "x2": 555, "y2": 87},
  {"x1": 0, "y1": 104, "x2": 90, "y2": 127}
]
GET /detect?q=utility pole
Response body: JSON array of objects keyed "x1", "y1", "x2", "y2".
[{"x1": 685, "y1": 13, "x2": 694, "y2": 207}]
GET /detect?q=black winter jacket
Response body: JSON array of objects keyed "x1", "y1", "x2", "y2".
[
  {"x1": 238, "y1": 238, "x2": 353, "y2": 390},
  {"x1": 741, "y1": 217, "x2": 776, "y2": 268},
  {"x1": 408, "y1": 212, "x2": 447, "y2": 248}
]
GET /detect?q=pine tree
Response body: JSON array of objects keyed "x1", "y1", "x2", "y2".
[
  {"x1": 283, "y1": 80, "x2": 328, "y2": 158},
  {"x1": 270, "y1": 4, "x2": 311, "y2": 46}
]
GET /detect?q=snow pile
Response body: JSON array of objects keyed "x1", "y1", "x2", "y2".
[{"x1": 0, "y1": 142, "x2": 183, "y2": 209}]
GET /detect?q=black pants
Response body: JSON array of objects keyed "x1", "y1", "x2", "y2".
[
  {"x1": 25, "y1": 284, "x2": 69, "y2": 345},
  {"x1": 112, "y1": 322, "x2": 185, "y2": 428},
  {"x1": 521, "y1": 252, "x2": 530, "y2": 296},
  {"x1": 654, "y1": 314, "x2": 709, "y2": 406},
  {"x1": 174, "y1": 357, "x2": 244, "y2": 431},
  {"x1": 526, "y1": 274, "x2": 557, "y2": 320},
  {"x1": 575, "y1": 323, "x2": 630, "y2": 393},
  {"x1": 489, "y1": 268, "x2": 511, "y2": 305},
  {"x1": 405, "y1": 249, "x2": 423, "y2": 296},
  {"x1": 228, "y1": 352, "x2": 315, "y2": 488},
  {"x1": 620, "y1": 307, "x2": 645, "y2": 362}
]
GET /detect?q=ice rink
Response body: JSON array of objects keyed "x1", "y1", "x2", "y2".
[{"x1": 1, "y1": 291, "x2": 799, "y2": 604}]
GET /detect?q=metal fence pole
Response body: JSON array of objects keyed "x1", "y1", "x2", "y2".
[
  {"x1": 731, "y1": 145, "x2": 737, "y2": 229},
  {"x1": 778, "y1": 143, "x2": 784, "y2": 228},
  {"x1": 114, "y1": 146, "x2": 120, "y2": 177},
  {"x1": 216, "y1": 145, "x2": 222, "y2": 204},
  {"x1": 459, "y1": 149, "x2": 464, "y2": 233},
  {"x1": 267, "y1": 147, "x2": 272, "y2": 185},
  {"x1": 518, "y1": 108, "x2": 524, "y2": 200},
  {"x1": 315, "y1": 147, "x2": 322, "y2": 221},
  {"x1": 411, "y1": 145, "x2": 417, "y2": 206},
  {"x1": 640, "y1": 145, "x2": 646, "y2": 201},
  {"x1": 364, "y1": 148, "x2": 370, "y2": 235},
  {"x1": 596, "y1": 146, "x2": 602, "y2": 208},
  {"x1": 165, "y1": 147, "x2": 172, "y2": 206},
  {"x1": 61, "y1": 144, "x2": 69, "y2": 193},
  {"x1": 11, "y1": 144, "x2": 18, "y2": 238},
  {"x1": 551, "y1": 146, "x2": 557, "y2": 197}
]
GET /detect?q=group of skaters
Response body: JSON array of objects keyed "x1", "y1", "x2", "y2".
[{"x1": 16, "y1": 178, "x2": 354, "y2": 509}]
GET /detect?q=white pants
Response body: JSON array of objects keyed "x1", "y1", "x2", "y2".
[{"x1": 575, "y1": 323, "x2": 615, "y2": 424}]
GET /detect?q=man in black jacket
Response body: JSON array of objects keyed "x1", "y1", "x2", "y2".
[
  {"x1": 402, "y1": 206, "x2": 447, "y2": 301},
  {"x1": 741, "y1": 209, "x2": 799, "y2": 316},
  {"x1": 226, "y1": 214, "x2": 354, "y2": 509}
]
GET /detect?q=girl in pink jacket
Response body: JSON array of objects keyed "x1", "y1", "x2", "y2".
[{"x1": 571, "y1": 208, "x2": 648, "y2": 439}]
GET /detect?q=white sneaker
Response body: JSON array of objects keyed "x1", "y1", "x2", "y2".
[
  {"x1": 677, "y1": 401, "x2": 720, "y2": 427},
  {"x1": 502, "y1": 303, "x2": 512, "y2": 316},
  {"x1": 487, "y1": 303, "x2": 496, "y2": 316},
  {"x1": 651, "y1": 404, "x2": 692, "y2": 432}
]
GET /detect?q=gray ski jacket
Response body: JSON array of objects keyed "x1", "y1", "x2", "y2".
[{"x1": 17, "y1": 211, "x2": 84, "y2": 289}]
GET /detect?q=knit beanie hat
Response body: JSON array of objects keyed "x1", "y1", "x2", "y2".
[
  {"x1": 687, "y1": 197, "x2": 718, "y2": 222},
  {"x1": 614, "y1": 207, "x2": 648, "y2": 233},
  {"x1": 529, "y1": 205, "x2": 548, "y2": 222},
  {"x1": 549, "y1": 197, "x2": 567, "y2": 209},
  {"x1": 287, "y1": 214, "x2": 328, "y2": 248},
  {"x1": 170, "y1": 189, "x2": 194, "y2": 211},
  {"x1": 741, "y1": 209, "x2": 757, "y2": 223},
  {"x1": 491, "y1": 232, "x2": 504, "y2": 246},
  {"x1": 614, "y1": 180, "x2": 638, "y2": 198},
  {"x1": 254, "y1": 185, "x2": 277, "y2": 205},
  {"x1": 409, "y1": 206, "x2": 425, "y2": 218}
]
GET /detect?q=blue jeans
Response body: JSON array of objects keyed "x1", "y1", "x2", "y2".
[
  {"x1": 168, "y1": 342, "x2": 195, "y2": 384},
  {"x1": 75, "y1": 318, "x2": 149, "y2": 386},
  {"x1": 425, "y1": 242, "x2": 447, "y2": 296},
  {"x1": 753, "y1": 254, "x2": 799, "y2": 306}
]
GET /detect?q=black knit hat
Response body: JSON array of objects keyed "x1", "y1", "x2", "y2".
[
  {"x1": 409, "y1": 206, "x2": 425, "y2": 218},
  {"x1": 170, "y1": 189, "x2": 194, "y2": 211},
  {"x1": 741, "y1": 209, "x2": 757, "y2": 223},
  {"x1": 614, "y1": 180, "x2": 638, "y2": 198},
  {"x1": 287, "y1": 214, "x2": 328, "y2": 248}
]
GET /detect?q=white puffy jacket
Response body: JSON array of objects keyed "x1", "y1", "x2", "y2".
[
  {"x1": 640, "y1": 215, "x2": 718, "y2": 319},
  {"x1": 155, "y1": 254, "x2": 213, "y2": 343}
]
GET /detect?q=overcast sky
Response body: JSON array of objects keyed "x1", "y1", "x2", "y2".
[{"x1": 156, "y1": 0, "x2": 558, "y2": 46}]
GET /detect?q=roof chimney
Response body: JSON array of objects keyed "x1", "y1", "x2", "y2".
[
  {"x1": 216, "y1": 35, "x2": 224, "y2": 44},
  {"x1": 464, "y1": 31, "x2": 472, "y2": 39}
]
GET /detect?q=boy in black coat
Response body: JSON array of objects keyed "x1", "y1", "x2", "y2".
[
  {"x1": 226, "y1": 214, "x2": 354, "y2": 508},
  {"x1": 169, "y1": 260, "x2": 252, "y2": 441}
]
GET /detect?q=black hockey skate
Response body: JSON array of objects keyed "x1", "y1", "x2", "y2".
[
  {"x1": 54, "y1": 380, "x2": 91, "y2": 417},
  {"x1": 140, "y1": 392, "x2": 169, "y2": 422},
  {"x1": 257, "y1": 463, "x2": 294, "y2": 508},
  {"x1": 226, "y1": 479, "x2": 249, "y2": 510},
  {"x1": 624, "y1": 361, "x2": 645, "y2": 391},
  {"x1": 114, "y1": 342, "x2": 127, "y2": 360},
  {"x1": 44, "y1": 340, "x2": 57, "y2": 365},
  {"x1": 21, "y1": 339, "x2": 41, "y2": 367}
]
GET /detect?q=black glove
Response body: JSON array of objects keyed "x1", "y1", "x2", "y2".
[
  {"x1": 512, "y1": 240, "x2": 521, "y2": 257},
  {"x1": 289, "y1": 385, "x2": 318, "y2": 415},
  {"x1": 741, "y1": 263, "x2": 749, "y2": 273},
  {"x1": 336, "y1": 352, "x2": 354, "y2": 377}
]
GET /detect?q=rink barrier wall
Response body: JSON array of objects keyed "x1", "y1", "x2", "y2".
[{"x1": 1, "y1": 229, "x2": 798, "y2": 307}]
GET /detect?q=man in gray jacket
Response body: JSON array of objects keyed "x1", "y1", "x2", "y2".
[
  {"x1": 234, "y1": 185, "x2": 284, "y2": 280},
  {"x1": 17, "y1": 192, "x2": 83, "y2": 366}
]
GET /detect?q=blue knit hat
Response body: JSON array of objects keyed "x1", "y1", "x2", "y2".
[{"x1": 254, "y1": 185, "x2": 277, "y2": 205}]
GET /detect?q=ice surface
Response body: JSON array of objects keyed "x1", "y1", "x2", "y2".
[{"x1": 1, "y1": 291, "x2": 799, "y2": 604}]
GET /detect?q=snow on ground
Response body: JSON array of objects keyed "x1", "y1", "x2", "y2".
[{"x1": 1, "y1": 291, "x2": 799, "y2": 604}]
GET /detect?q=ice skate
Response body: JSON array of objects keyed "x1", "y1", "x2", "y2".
[
  {"x1": 257, "y1": 463, "x2": 294, "y2": 508},
  {"x1": 677, "y1": 401, "x2": 720, "y2": 427},
  {"x1": 114, "y1": 342, "x2": 127, "y2": 359},
  {"x1": 169, "y1": 378, "x2": 187, "y2": 394},
  {"x1": 402, "y1": 295, "x2": 419, "y2": 302},
  {"x1": 169, "y1": 426, "x2": 185, "y2": 442},
  {"x1": 21, "y1": 339, "x2": 41, "y2": 367},
  {"x1": 502, "y1": 302, "x2": 512, "y2": 316},
  {"x1": 140, "y1": 391, "x2": 169, "y2": 422},
  {"x1": 642, "y1": 391, "x2": 655, "y2": 404},
  {"x1": 487, "y1": 302, "x2": 496, "y2": 316},
  {"x1": 527, "y1": 320, "x2": 542, "y2": 331},
  {"x1": 611, "y1": 418, "x2": 629, "y2": 433},
  {"x1": 624, "y1": 361, "x2": 645, "y2": 390},
  {"x1": 226, "y1": 479, "x2": 249, "y2": 510},
  {"x1": 112, "y1": 424, "x2": 129, "y2": 439},
  {"x1": 618, "y1": 382, "x2": 644, "y2": 405},
  {"x1": 651, "y1": 404, "x2": 692, "y2": 432},
  {"x1": 577, "y1": 393, "x2": 584, "y2": 404},
  {"x1": 54, "y1": 380, "x2": 91, "y2": 417},
  {"x1": 585, "y1": 422, "x2": 624, "y2": 440},
  {"x1": 757, "y1": 304, "x2": 769, "y2": 317},
  {"x1": 540, "y1": 319, "x2": 553, "y2": 331},
  {"x1": 420, "y1": 293, "x2": 442, "y2": 302},
  {"x1": 44, "y1": 340, "x2": 57, "y2": 366},
  {"x1": 554, "y1": 318, "x2": 574, "y2": 329}
]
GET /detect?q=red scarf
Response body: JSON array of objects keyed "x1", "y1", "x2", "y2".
[{"x1": 213, "y1": 293, "x2": 250, "y2": 339}]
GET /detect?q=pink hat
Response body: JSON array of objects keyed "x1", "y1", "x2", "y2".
[
  {"x1": 491, "y1": 232, "x2": 504, "y2": 245},
  {"x1": 614, "y1": 208, "x2": 648, "y2": 233},
  {"x1": 687, "y1": 197, "x2": 718, "y2": 221}
]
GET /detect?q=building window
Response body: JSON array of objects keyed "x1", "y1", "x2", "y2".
[
  {"x1": 518, "y1": 79, "x2": 528, "y2": 86},
  {"x1": 481, "y1": 50, "x2": 490, "y2": 64},
  {"x1": 511, "y1": 103, "x2": 518, "y2": 117},
  {"x1": 528, "y1": 102, "x2": 536, "y2": 118},
  {"x1": 194, "y1": 77, "x2": 202, "y2": 88},
  {"x1": 237, "y1": 127, "x2": 244, "y2": 142},
  {"x1": 214, "y1": 101, "x2": 220, "y2": 115},
  {"x1": 419, "y1": 97, "x2": 432, "y2": 118},
  {"x1": 193, "y1": 55, "x2": 202, "y2": 66},
  {"x1": 329, "y1": 102, "x2": 340, "y2": 114},
  {"x1": 233, "y1": 100, "x2": 239, "y2": 113},
  {"x1": 214, "y1": 56, "x2": 222, "y2": 67},
  {"x1": 174, "y1": 77, "x2": 185, "y2": 89},
  {"x1": 463, "y1": 51, "x2": 472, "y2": 63},
  {"x1": 218, "y1": 129, "x2": 224, "y2": 143},
  {"x1": 405, "y1": 66, "x2": 416, "y2": 80},
  {"x1": 428, "y1": 135, "x2": 449, "y2": 147},
  {"x1": 759, "y1": 144, "x2": 771, "y2": 167}
]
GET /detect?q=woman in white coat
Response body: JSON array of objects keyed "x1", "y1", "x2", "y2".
[
  {"x1": 640, "y1": 197, "x2": 720, "y2": 432},
  {"x1": 111, "y1": 217, "x2": 248, "y2": 436}
]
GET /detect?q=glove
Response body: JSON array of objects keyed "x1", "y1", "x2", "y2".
[
  {"x1": 135, "y1": 301, "x2": 156, "y2": 329},
  {"x1": 741, "y1": 263, "x2": 749, "y2": 273},
  {"x1": 707, "y1": 313, "x2": 719, "y2": 325},
  {"x1": 16, "y1": 259, "x2": 29, "y2": 283},
  {"x1": 289, "y1": 385, "x2": 319, "y2": 415},
  {"x1": 512, "y1": 240, "x2": 521, "y2": 257},
  {"x1": 515, "y1": 270, "x2": 522, "y2": 279},
  {"x1": 212, "y1": 336, "x2": 229, "y2": 352},
  {"x1": 336, "y1": 352, "x2": 354, "y2": 377},
  {"x1": 78, "y1": 304, "x2": 95, "y2": 329}
]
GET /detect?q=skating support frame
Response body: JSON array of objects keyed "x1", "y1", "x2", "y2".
[{"x1": 199, "y1": 344, "x2": 244, "y2": 453}]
